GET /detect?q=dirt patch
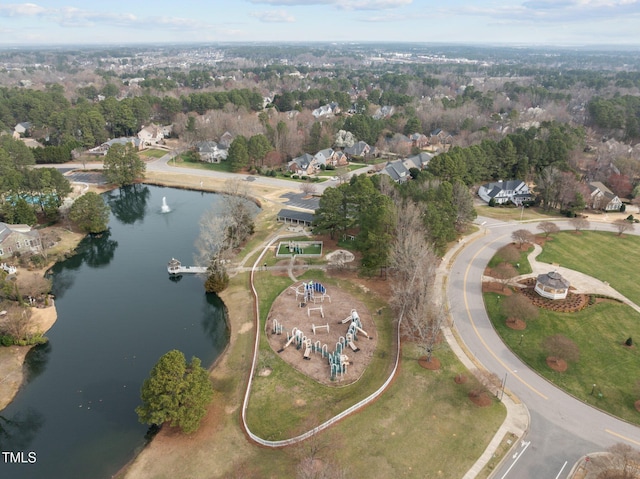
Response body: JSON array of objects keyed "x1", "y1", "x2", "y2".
[
  {"x1": 418, "y1": 356, "x2": 441, "y2": 370},
  {"x1": 454, "y1": 374, "x2": 468, "y2": 384},
  {"x1": 506, "y1": 318, "x2": 527, "y2": 330},
  {"x1": 546, "y1": 357, "x2": 568, "y2": 372},
  {"x1": 469, "y1": 392, "x2": 492, "y2": 407},
  {"x1": 267, "y1": 280, "x2": 377, "y2": 385},
  {"x1": 482, "y1": 282, "x2": 513, "y2": 295}
]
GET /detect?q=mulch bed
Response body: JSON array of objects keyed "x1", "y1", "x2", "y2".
[
  {"x1": 418, "y1": 355, "x2": 441, "y2": 370},
  {"x1": 506, "y1": 317, "x2": 527, "y2": 330},
  {"x1": 517, "y1": 279, "x2": 590, "y2": 313},
  {"x1": 546, "y1": 357, "x2": 568, "y2": 372},
  {"x1": 468, "y1": 391, "x2": 492, "y2": 407}
]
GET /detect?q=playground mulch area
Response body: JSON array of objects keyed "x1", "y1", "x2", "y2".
[{"x1": 266, "y1": 280, "x2": 377, "y2": 386}]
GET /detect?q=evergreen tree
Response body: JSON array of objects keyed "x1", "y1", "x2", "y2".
[
  {"x1": 69, "y1": 192, "x2": 110, "y2": 234},
  {"x1": 227, "y1": 136, "x2": 249, "y2": 172},
  {"x1": 103, "y1": 143, "x2": 146, "y2": 187},
  {"x1": 136, "y1": 350, "x2": 213, "y2": 434}
]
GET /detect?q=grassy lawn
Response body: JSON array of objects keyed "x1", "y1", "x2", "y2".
[
  {"x1": 247, "y1": 270, "x2": 395, "y2": 440},
  {"x1": 486, "y1": 293, "x2": 640, "y2": 424},
  {"x1": 139, "y1": 148, "x2": 168, "y2": 159},
  {"x1": 476, "y1": 204, "x2": 561, "y2": 222},
  {"x1": 536, "y1": 231, "x2": 640, "y2": 305},
  {"x1": 487, "y1": 243, "x2": 533, "y2": 275},
  {"x1": 172, "y1": 155, "x2": 234, "y2": 172}
]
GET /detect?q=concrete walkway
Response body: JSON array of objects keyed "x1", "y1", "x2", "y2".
[{"x1": 483, "y1": 243, "x2": 640, "y2": 314}]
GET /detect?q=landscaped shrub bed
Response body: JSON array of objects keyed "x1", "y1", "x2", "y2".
[{"x1": 518, "y1": 278, "x2": 590, "y2": 313}]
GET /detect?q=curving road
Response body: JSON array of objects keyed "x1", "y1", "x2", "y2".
[
  {"x1": 50, "y1": 152, "x2": 640, "y2": 476},
  {"x1": 448, "y1": 217, "x2": 640, "y2": 478}
]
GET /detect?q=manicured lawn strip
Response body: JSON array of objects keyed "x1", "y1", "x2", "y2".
[
  {"x1": 476, "y1": 205, "x2": 560, "y2": 222},
  {"x1": 486, "y1": 293, "x2": 640, "y2": 425},
  {"x1": 535, "y1": 231, "x2": 640, "y2": 305},
  {"x1": 276, "y1": 242, "x2": 322, "y2": 256},
  {"x1": 140, "y1": 149, "x2": 168, "y2": 158},
  {"x1": 246, "y1": 270, "x2": 395, "y2": 440}
]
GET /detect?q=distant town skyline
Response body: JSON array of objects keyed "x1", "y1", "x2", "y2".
[{"x1": 0, "y1": 1, "x2": 639, "y2": 47}]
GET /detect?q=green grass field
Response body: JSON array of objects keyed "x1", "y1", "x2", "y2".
[
  {"x1": 276, "y1": 242, "x2": 322, "y2": 256},
  {"x1": 536, "y1": 231, "x2": 640, "y2": 305},
  {"x1": 486, "y1": 230, "x2": 640, "y2": 424}
]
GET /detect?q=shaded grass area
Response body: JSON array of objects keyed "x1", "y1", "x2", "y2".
[
  {"x1": 486, "y1": 292, "x2": 640, "y2": 425},
  {"x1": 487, "y1": 243, "x2": 533, "y2": 275},
  {"x1": 535, "y1": 231, "x2": 640, "y2": 305},
  {"x1": 174, "y1": 155, "x2": 234, "y2": 172}
]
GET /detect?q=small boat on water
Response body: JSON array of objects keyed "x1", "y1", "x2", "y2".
[{"x1": 167, "y1": 258, "x2": 207, "y2": 275}]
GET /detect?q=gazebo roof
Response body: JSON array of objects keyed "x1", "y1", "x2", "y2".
[{"x1": 536, "y1": 271, "x2": 570, "y2": 289}]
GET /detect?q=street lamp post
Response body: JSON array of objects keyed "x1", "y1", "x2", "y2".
[{"x1": 591, "y1": 384, "x2": 597, "y2": 395}]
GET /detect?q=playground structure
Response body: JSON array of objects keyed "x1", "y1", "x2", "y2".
[
  {"x1": 272, "y1": 303, "x2": 373, "y2": 381},
  {"x1": 291, "y1": 280, "x2": 331, "y2": 304}
]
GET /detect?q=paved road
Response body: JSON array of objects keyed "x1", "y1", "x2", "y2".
[{"x1": 449, "y1": 217, "x2": 640, "y2": 478}]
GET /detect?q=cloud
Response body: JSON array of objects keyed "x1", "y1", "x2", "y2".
[
  {"x1": 250, "y1": 10, "x2": 296, "y2": 22},
  {"x1": 249, "y1": 0, "x2": 413, "y2": 9},
  {"x1": 0, "y1": 3, "x2": 209, "y2": 30}
]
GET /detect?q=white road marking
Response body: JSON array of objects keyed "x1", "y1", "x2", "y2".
[{"x1": 499, "y1": 441, "x2": 530, "y2": 479}]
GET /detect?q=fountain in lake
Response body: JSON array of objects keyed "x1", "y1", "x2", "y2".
[{"x1": 161, "y1": 197, "x2": 170, "y2": 213}]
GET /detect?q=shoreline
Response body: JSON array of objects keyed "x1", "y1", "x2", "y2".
[{"x1": 0, "y1": 300, "x2": 58, "y2": 411}]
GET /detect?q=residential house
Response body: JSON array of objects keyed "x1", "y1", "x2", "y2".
[
  {"x1": 478, "y1": 180, "x2": 532, "y2": 205},
  {"x1": 196, "y1": 141, "x2": 228, "y2": 163},
  {"x1": 429, "y1": 128, "x2": 453, "y2": 148},
  {"x1": 381, "y1": 159, "x2": 410, "y2": 183},
  {"x1": 288, "y1": 153, "x2": 316, "y2": 175},
  {"x1": 313, "y1": 148, "x2": 348, "y2": 168},
  {"x1": 219, "y1": 131, "x2": 234, "y2": 149},
  {"x1": 404, "y1": 152, "x2": 433, "y2": 170},
  {"x1": 0, "y1": 222, "x2": 42, "y2": 259},
  {"x1": 588, "y1": 181, "x2": 623, "y2": 211},
  {"x1": 344, "y1": 141, "x2": 374, "y2": 159},
  {"x1": 312, "y1": 102, "x2": 340, "y2": 119},
  {"x1": 409, "y1": 132, "x2": 430, "y2": 149},
  {"x1": 137, "y1": 123, "x2": 166, "y2": 147},
  {"x1": 89, "y1": 137, "x2": 143, "y2": 155},
  {"x1": 12, "y1": 122, "x2": 31, "y2": 139},
  {"x1": 372, "y1": 105, "x2": 394, "y2": 120}
]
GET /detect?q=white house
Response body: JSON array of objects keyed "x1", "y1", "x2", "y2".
[
  {"x1": 196, "y1": 141, "x2": 228, "y2": 163},
  {"x1": 478, "y1": 180, "x2": 532, "y2": 206},
  {"x1": 588, "y1": 181, "x2": 622, "y2": 211}
]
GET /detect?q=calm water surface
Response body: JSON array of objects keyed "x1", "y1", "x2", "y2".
[{"x1": 0, "y1": 185, "x2": 247, "y2": 479}]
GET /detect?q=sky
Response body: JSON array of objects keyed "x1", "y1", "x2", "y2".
[{"x1": 0, "y1": 0, "x2": 639, "y2": 47}]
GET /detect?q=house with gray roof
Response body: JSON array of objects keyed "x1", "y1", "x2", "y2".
[
  {"x1": 196, "y1": 141, "x2": 228, "y2": 163},
  {"x1": 0, "y1": 222, "x2": 42, "y2": 259},
  {"x1": 381, "y1": 159, "x2": 410, "y2": 183},
  {"x1": 288, "y1": 153, "x2": 315, "y2": 175},
  {"x1": 344, "y1": 141, "x2": 374, "y2": 159},
  {"x1": 478, "y1": 180, "x2": 532, "y2": 205},
  {"x1": 587, "y1": 181, "x2": 622, "y2": 211},
  {"x1": 404, "y1": 152, "x2": 433, "y2": 170}
]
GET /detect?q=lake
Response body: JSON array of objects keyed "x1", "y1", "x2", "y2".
[{"x1": 0, "y1": 184, "x2": 251, "y2": 479}]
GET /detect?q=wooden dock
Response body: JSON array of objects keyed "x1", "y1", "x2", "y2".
[{"x1": 167, "y1": 258, "x2": 207, "y2": 275}]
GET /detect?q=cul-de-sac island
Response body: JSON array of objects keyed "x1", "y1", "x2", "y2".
[{"x1": 2, "y1": 43, "x2": 640, "y2": 479}]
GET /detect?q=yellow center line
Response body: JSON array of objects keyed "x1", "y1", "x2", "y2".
[
  {"x1": 463, "y1": 233, "x2": 548, "y2": 400},
  {"x1": 606, "y1": 429, "x2": 640, "y2": 446}
]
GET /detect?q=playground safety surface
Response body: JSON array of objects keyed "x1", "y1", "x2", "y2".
[{"x1": 266, "y1": 281, "x2": 377, "y2": 386}]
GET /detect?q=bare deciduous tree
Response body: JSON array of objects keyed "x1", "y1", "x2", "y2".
[
  {"x1": 537, "y1": 221, "x2": 560, "y2": 238},
  {"x1": 569, "y1": 216, "x2": 590, "y2": 232},
  {"x1": 598, "y1": 443, "x2": 640, "y2": 479},
  {"x1": 511, "y1": 229, "x2": 535, "y2": 248},
  {"x1": 300, "y1": 181, "x2": 317, "y2": 197},
  {"x1": 502, "y1": 293, "x2": 539, "y2": 324},
  {"x1": 543, "y1": 334, "x2": 580, "y2": 365},
  {"x1": 389, "y1": 200, "x2": 442, "y2": 363},
  {"x1": 614, "y1": 218, "x2": 635, "y2": 237},
  {"x1": 492, "y1": 262, "x2": 519, "y2": 292}
]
